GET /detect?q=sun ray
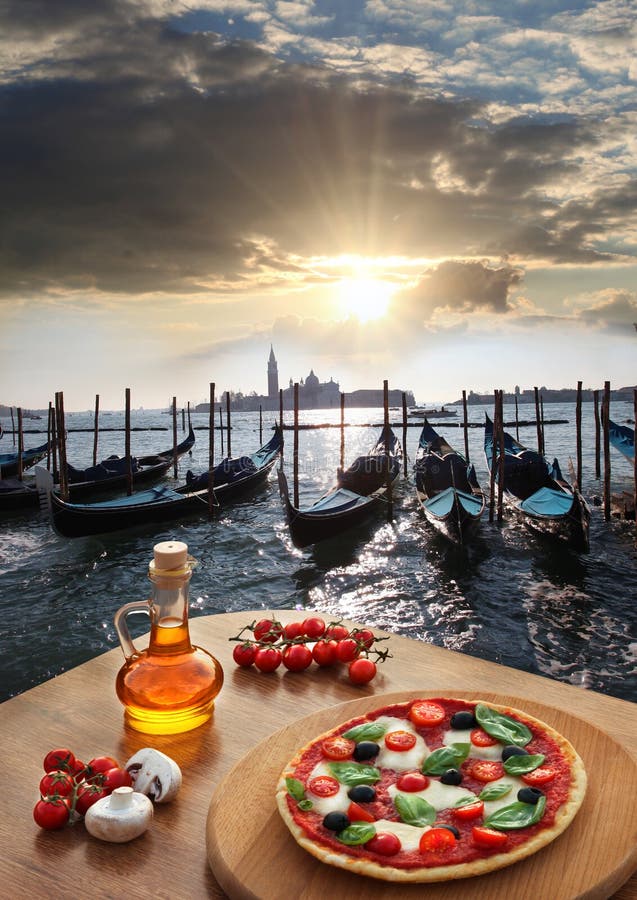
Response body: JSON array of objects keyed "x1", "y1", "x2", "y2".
[{"x1": 337, "y1": 276, "x2": 395, "y2": 322}]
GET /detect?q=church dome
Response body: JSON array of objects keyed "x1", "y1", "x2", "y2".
[{"x1": 305, "y1": 369, "x2": 319, "y2": 388}]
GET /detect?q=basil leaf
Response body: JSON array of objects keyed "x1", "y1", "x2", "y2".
[
  {"x1": 285, "y1": 777, "x2": 306, "y2": 801},
  {"x1": 422, "y1": 743, "x2": 470, "y2": 775},
  {"x1": 297, "y1": 799, "x2": 314, "y2": 811},
  {"x1": 394, "y1": 792, "x2": 436, "y2": 827},
  {"x1": 484, "y1": 796, "x2": 546, "y2": 830},
  {"x1": 503, "y1": 754, "x2": 545, "y2": 776},
  {"x1": 475, "y1": 704, "x2": 532, "y2": 747},
  {"x1": 342, "y1": 721, "x2": 387, "y2": 742},
  {"x1": 328, "y1": 762, "x2": 381, "y2": 786},
  {"x1": 454, "y1": 795, "x2": 479, "y2": 808},
  {"x1": 337, "y1": 822, "x2": 376, "y2": 845},
  {"x1": 479, "y1": 783, "x2": 513, "y2": 801}
]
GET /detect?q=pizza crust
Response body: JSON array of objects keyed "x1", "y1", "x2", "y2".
[{"x1": 275, "y1": 699, "x2": 587, "y2": 883}]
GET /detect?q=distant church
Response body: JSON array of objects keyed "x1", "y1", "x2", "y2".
[{"x1": 268, "y1": 346, "x2": 341, "y2": 409}]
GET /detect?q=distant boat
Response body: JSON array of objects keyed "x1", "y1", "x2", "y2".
[
  {"x1": 608, "y1": 419, "x2": 634, "y2": 462},
  {"x1": 414, "y1": 420, "x2": 485, "y2": 545},
  {"x1": 278, "y1": 424, "x2": 402, "y2": 548},
  {"x1": 41, "y1": 427, "x2": 282, "y2": 538},
  {"x1": 409, "y1": 407, "x2": 457, "y2": 418},
  {"x1": 0, "y1": 439, "x2": 51, "y2": 478},
  {"x1": 484, "y1": 414, "x2": 590, "y2": 552}
]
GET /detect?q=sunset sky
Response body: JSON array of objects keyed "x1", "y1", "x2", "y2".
[{"x1": 1, "y1": 0, "x2": 635, "y2": 411}]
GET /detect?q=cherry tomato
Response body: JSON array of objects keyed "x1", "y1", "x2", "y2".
[
  {"x1": 470, "y1": 761, "x2": 505, "y2": 783},
  {"x1": 396, "y1": 772, "x2": 429, "y2": 792},
  {"x1": 384, "y1": 730, "x2": 417, "y2": 752},
  {"x1": 282, "y1": 643, "x2": 313, "y2": 672},
  {"x1": 351, "y1": 627, "x2": 375, "y2": 649},
  {"x1": 86, "y1": 756, "x2": 119, "y2": 777},
  {"x1": 348, "y1": 658, "x2": 377, "y2": 684},
  {"x1": 419, "y1": 827, "x2": 457, "y2": 852},
  {"x1": 470, "y1": 728, "x2": 499, "y2": 747},
  {"x1": 307, "y1": 776, "x2": 340, "y2": 798},
  {"x1": 521, "y1": 766, "x2": 557, "y2": 786},
  {"x1": 321, "y1": 736, "x2": 355, "y2": 760},
  {"x1": 253, "y1": 618, "x2": 283, "y2": 643},
  {"x1": 43, "y1": 748, "x2": 76, "y2": 774},
  {"x1": 336, "y1": 638, "x2": 360, "y2": 662},
  {"x1": 453, "y1": 800, "x2": 485, "y2": 821},
  {"x1": 409, "y1": 700, "x2": 446, "y2": 727},
  {"x1": 325, "y1": 624, "x2": 349, "y2": 641},
  {"x1": 70, "y1": 758, "x2": 86, "y2": 780},
  {"x1": 233, "y1": 642, "x2": 257, "y2": 667},
  {"x1": 302, "y1": 616, "x2": 326, "y2": 639},
  {"x1": 366, "y1": 831, "x2": 401, "y2": 856},
  {"x1": 102, "y1": 767, "x2": 133, "y2": 793},
  {"x1": 283, "y1": 621, "x2": 305, "y2": 640},
  {"x1": 312, "y1": 639, "x2": 338, "y2": 667},
  {"x1": 254, "y1": 646, "x2": 282, "y2": 672},
  {"x1": 75, "y1": 783, "x2": 108, "y2": 816},
  {"x1": 472, "y1": 825, "x2": 508, "y2": 848},
  {"x1": 33, "y1": 797, "x2": 70, "y2": 830},
  {"x1": 39, "y1": 771, "x2": 75, "y2": 799},
  {"x1": 347, "y1": 801, "x2": 375, "y2": 822}
]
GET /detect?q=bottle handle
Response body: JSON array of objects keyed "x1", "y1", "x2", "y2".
[{"x1": 114, "y1": 601, "x2": 150, "y2": 661}]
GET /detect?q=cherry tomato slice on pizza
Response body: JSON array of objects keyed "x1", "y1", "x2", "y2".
[
  {"x1": 419, "y1": 827, "x2": 457, "y2": 852},
  {"x1": 307, "y1": 775, "x2": 340, "y2": 798},
  {"x1": 408, "y1": 700, "x2": 446, "y2": 727},
  {"x1": 396, "y1": 772, "x2": 429, "y2": 792},
  {"x1": 347, "y1": 801, "x2": 375, "y2": 822},
  {"x1": 321, "y1": 736, "x2": 355, "y2": 760},
  {"x1": 470, "y1": 728, "x2": 499, "y2": 747},
  {"x1": 366, "y1": 832, "x2": 401, "y2": 856},
  {"x1": 521, "y1": 766, "x2": 557, "y2": 785},
  {"x1": 472, "y1": 826, "x2": 508, "y2": 848},
  {"x1": 384, "y1": 730, "x2": 417, "y2": 752},
  {"x1": 453, "y1": 799, "x2": 485, "y2": 821},
  {"x1": 470, "y1": 760, "x2": 505, "y2": 782}
]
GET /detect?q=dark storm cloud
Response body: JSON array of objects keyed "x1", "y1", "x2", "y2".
[{"x1": 0, "y1": 5, "x2": 630, "y2": 299}]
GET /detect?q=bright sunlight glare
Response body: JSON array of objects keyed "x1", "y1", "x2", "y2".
[{"x1": 337, "y1": 277, "x2": 395, "y2": 323}]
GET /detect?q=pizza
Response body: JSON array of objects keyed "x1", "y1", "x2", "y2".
[{"x1": 275, "y1": 697, "x2": 587, "y2": 882}]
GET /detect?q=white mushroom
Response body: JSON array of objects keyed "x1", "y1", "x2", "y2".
[
  {"x1": 124, "y1": 748, "x2": 182, "y2": 803},
  {"x1": 84, "y1": 787, "x2": 153, "y2": 843}
]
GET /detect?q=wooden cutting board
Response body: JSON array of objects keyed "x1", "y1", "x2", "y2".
[{"x1": 206, "y1": 691, "x2": 637, "y2": 900}]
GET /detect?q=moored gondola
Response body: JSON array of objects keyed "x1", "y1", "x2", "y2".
[
  {"x1": 278, "y1": 424, "x2": 402, "y2": 548},
  {"x1": 608, "y1": 419, "x2": 634, "y2": 462},
  {"x1": 0, "y1": 439, "x2": 51, "y2": 478}
]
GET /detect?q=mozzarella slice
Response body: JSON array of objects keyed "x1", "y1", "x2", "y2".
[
  {"x1": 442, "y1": 728, "x2": 503, "y2": 760},
  {"x1": 388, "y1": 779, "x2": 475, "y2": 811},
  {"x1": 371, "y1": 818, "x2": 431, "y2": 852},
  {"x1": 374, "y1": 716, "x2": 431, "y2": 772}
]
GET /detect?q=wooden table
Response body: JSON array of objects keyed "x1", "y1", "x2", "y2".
[{"x1": 2, "y1": 610, "x2": 636, "y2": 899}]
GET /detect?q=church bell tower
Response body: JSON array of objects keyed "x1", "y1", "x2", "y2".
[{"x1": 267, "y1": 345, "x2": 279, "y2": 398}]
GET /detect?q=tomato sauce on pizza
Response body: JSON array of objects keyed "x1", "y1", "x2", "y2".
[{"x1": 276, "y1": 698, "x2": 586, "y2": 882}]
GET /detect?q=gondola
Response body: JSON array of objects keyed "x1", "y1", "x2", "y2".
[
  {"x1": 414, "y1": 420, "x2": 485, "y2": 545},
  {"x1": 41, "y1": 427, "x2": 283, "y2": 538},
  {"x1": 278, "y1": 424, "x2": 402, "y2": 548},
  {"x1": 484, "y1": 414, "x2": 590, "y2": 552},
  {"x1": 608, "y1": 419, "x2": 634, "y2": 462},
  {"x1": 0, "y1": 439, "x2": 51, "y2": 477},
  {"x1": 64, "y1": 426, "x2": 196, "y2": 499}
]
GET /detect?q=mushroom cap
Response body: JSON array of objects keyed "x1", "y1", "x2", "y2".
[
  {"x1": 84, "y1": 787, "x2": 153, "y2": 843},
  {"x1": 125, "y1": 747, "x2": 182, "y2": 803}
]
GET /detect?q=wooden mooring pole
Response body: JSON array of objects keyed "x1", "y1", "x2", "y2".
[
  {"x1": 259, "y1": 405, "x2": 263, "y2": 445},
  {"x1": 17, "y1": 408, "x2": 24, "y2": 481},
  {"x1": 534, "y1": 387, "x2": 543, "y2": 454},
  {"x1": 602, "y1": 381, "x2": 611, "y2": 521},
  {"x1": 55, "y1": 392, "x2": 68, "y2": 501},
  {"x1": 92, "y1": 395, "x2": 100, "y2": 466},
  {"x1": 226, "y1": 391, "x2": 231, "y2": 457},
  {"x1": 208, "y1": 383, "x2": 215, "y2": 516},
  {"x1": 462, "y1": 390, "x2": 469, "y2": 463},
  {"x1": 172, "y1": 397, "x2": 178, "y2": 478},
  {"x1": 340, "y1": 393, "x2": 345, "y2": 470},
  {"x1": 594, "y1": 390, "x2": 601, "y2": 479},
  {"x1": 576, "y1": 381, "x2": 583, "y2": 490},
  {"x1": 496, "y1": 390, "x2": 505, "y2": 523},
  {"x1": 125, "y1": 388, "x2": 132, "y2": 496},
  {"x1": 402, "y1": 392, "x2": 408, "y2": 476},
  {"x1": 279, "y1": 388, "x2": 284, "y2": 465},
  {"x1": 489, "y1": 391, "x2": 497, "y2": 523},
  {"x1": 293, "y1": 383, "x2": 299, "y2": 509}
]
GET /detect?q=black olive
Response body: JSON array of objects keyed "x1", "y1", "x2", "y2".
[
  {"x1": 348, "y1": 785, "x2": 376, "y2": 803},
  {"x1": 517, "y1": 787, "x2": 543, "y2": 805},
  {"x1": 353, "y1": 741, "x2": 380, "y2": 762},
  {"x1": 450, "y1": 711, "x2": 476, "y2": 729},
  {"x1": 501, "y1": 745, "x2": 529, "y2": 761},
  {"x1": 435, "y1": 824, "x2": 460, "y2": 839},
  {"x1": 440, "y1": 768, "x2": 462, "y2": 785},
  {"x1": 322, "y1": 811, "x2": 350, "y2": 831}
]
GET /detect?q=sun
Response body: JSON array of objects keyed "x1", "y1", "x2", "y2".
[{"x1": 337, "y1": 277, "x2": 395, "y2": 323}]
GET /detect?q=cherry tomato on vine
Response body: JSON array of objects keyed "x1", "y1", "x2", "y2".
[
  {"x1": 470, "y1": 760, "x2": 505, "y2": 782},
  {"x1": 384, "y1": 731, "x2": 417, "y2": 752},
  {"x1": 233, "y1": 642, "x2": 257, "y2": 667},
  {"x1": 325, "y1": 624, "x2": 349, "y2": 641},
  {"x1": 86, "y1": 756, "x2": 119, "y2": 777},
  {"x1": 312, "y1": 639, "x2": 338, "y2": 667},
  {"x1": 408, "y1": 700, "x2": 446, "y2": 727},
  {"x1": 521, "y1": 766, "x2": 557, "y2": 786},
  {"x1": 470, "y1": 728, "x2": 499, "y2": 747},
  {"x1": 39, "y1": 771, "x2": 75, "y2": 799},
  {"x1": 396, "y1": 772, "x2": 429, "y2": 792},
  {"x1": 282, "y1": 643, "x2": 313, "y2": 672},
  {"x1": 453, "y1": 800, "x2": 485, "y2": 821},
  {"x1": 307, "y1": 775, "x2": 340, "y2": 797},
  {"x1": 335, "y1": 638, "x2": 360, "y2": 663},
  {"x1": 419, "y1": 826, "x2": 457, "y2": 852},
  {"x1": 75, "y1": 783, "x2": 108, "y2": 816},
  {"x1": 348, "y1": 658, "x2": 377, "y2": 684},
  {"x1": 366, "y1": 832, "x2": 401, "y2": 856},
  {"x1": 33, "y1": 797, "x2": 70, "y2": 830},
  {"x1": 102, "y1": 767, "x2": 133, "y2": 793},
  {"x1": 254, "y1": 646, "x2": 282, "y2": 672},
  {"x1": 43, "y1": 748, "x2": 76, "y2": 774},
  {"x1": 70, "y1": 758, "x2": 86, "y2": 780},
  {"x1": 302, "y1": 616, "x2": 326, "y2": 639},
  {"x1": 351, "y1": 628, "x2": 375, "y2": 649},
  {"x1": 253, "y1": 618, "x2": 283, "y2": 643},
  {"x1": 283, "y1": 621, "x2": 305, "y2": 640},
  {"x1": 321, "y1": 736, "x2": 355, "y2": 760},
  {"x1": 472, "y1": 825, "x2": 508, "y2": 848}
]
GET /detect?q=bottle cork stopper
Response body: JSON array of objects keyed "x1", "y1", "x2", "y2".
[{"x1": 153, "y1": 540, "x2": 188, "y2": 570}]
